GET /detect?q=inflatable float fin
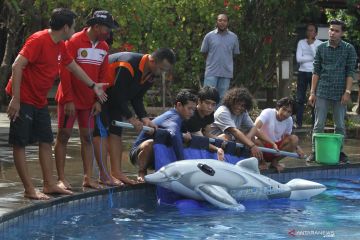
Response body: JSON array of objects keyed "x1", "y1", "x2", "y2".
[
  {"x1": 235, "y1": 157, "x2": 260, "y2": 175},
  {"x1": 195, "y1": 184, "x2": 245, "y2": 210}
]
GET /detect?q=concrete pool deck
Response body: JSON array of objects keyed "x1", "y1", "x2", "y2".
[{"x1": 0, "y1": 111, "x2": 359, "y2": 219}]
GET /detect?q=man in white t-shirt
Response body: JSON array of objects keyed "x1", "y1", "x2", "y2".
[{"x1": 255, "y1": 97, "x2": 305, "y2": 172}]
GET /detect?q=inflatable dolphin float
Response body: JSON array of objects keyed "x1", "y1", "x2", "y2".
[{"x1": 145, "y1": 157, "x2": 326, "y2": 209}]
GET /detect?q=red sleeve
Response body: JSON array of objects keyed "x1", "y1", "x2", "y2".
[
  {"x1": 59, "y1": 40, "x2": 76, "y2": 103},
  {"x1": 60, "y1": 41, "x2": 73, "y2": 66},
  {"x1": 19, "y1": 34, "x2": 42, "y2": 63}
]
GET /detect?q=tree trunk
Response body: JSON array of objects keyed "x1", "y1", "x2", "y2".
[
  {"x1": 0, "y1": 12, "x2": 21, "y2": 105},
  {"x1": 0, "y1": 0, "x2": 39, "y2": 106}
]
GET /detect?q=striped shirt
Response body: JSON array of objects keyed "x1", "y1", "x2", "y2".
[
  {"x1": 313, "y1": 40, "x2": 357, "y2": 101},
  {"x1": 56, "y1": 28, "x2": 109, "y2": 109}
]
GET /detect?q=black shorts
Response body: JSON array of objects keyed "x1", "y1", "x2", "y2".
[
  {"x1": 9, "y1": 103, "x2": 53, "y2": 146},
  {"x1": 129, "y1": 145, "x2": 155, "y2": 169},
  {"x1": 93, "y1": 101, "x2": 124, "y2": 137},
  {"x1": 129, "y1": 146, "x2": 140, "y2": 166}
]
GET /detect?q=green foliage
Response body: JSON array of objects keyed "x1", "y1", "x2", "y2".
[
  {"x1": 325, "y1": 1, "x2": 360, "y2": 50},
  {"x1": 13, "y1": 1, "x2": 321, "y2": 100}
]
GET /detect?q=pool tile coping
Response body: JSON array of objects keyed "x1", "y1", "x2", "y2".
[{"x1": 1, "y1": 163, "x2": 360, "y2": 236}]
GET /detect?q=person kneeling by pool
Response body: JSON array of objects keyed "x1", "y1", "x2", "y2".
[
  {"x1": 181, "y1": 86, "x2": 224, "y2": 160},
  {"x1": 254, "y1": 97, "x2": 305, "y2": 172},
  {"x1": 129, "y1": 90, "x2": 197, "y2": 182}
]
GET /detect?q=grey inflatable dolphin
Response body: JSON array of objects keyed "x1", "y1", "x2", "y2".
[{"x1": 145, "y1": 157, "x2": 326, "y2": 210}]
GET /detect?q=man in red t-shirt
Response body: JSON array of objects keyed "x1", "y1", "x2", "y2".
[
  {"x1": 54, "y1": 10, "x2": 120, "y2": 190},
  {"x1": 6, "y1": 8, "x2": 107, "y2": 200}
]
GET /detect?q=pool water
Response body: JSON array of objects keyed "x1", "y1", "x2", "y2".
[{"x1": 4, "y1": 178, "x2": 360, "y2": 239}]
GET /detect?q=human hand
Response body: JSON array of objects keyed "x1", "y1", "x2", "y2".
[
  {"x1": 7, "y1": 96, "x2": 20, "y2": 121},
  {"x1": 341, "y1": 92, "x2": 351, "y2": 105},
  {"x1": 182, "y1": 132, "x2": 192, "y2": 143},
  {"x1": 308, "y1": 94, "x2": 316, "y2": 107},
  {"x1": 128, "y1": 117, "x2": 143, "y2": 133},
  {"x1": 296, "y1": 146, "x2": 305, "y2": 159},
  {"x1": 91, "y1": 101, "x2": 101, "y2": 116},
  {"x1": 142, "y1": 117, "x2": 156, "y2": 135},
  {"x1": 64, "y1": 102, "x2": 75, "y2": 117},
  {"x1": 250, "y1": 145, "x2": 263, "y2": 161},
  {"x1": 217, "y1": 148, "x2": 225, "y2": 161},
  {"x1": 272, "y1": 143, "x2": 279, "y2": 152},
  {"x1": 93, "y1": 83, "x2": 108, "y2": 103}
]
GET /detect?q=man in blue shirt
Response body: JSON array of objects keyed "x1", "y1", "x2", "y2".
[
  {"x1": 307, "y1": 19, "x2": 358, "y2": 163},
  {"x1": 200, "y1": 14, "x2": 240, "y2": 102},
  {"x1": 129, "y1": 90, "x2": 197, "y2": 182}
]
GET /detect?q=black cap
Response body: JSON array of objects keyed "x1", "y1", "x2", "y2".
[{"x1": 86, "y1": 10, "x2": 119, "y2": 29}]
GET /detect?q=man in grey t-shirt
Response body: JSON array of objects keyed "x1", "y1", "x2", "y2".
[
  {"x1": 210, "y1": 88, "x2": 279, "y2": 162},
  {"x1": 200, "y1": 13, "x2": 240, "y2": 102}
]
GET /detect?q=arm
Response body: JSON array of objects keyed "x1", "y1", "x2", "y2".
[
  {"x1": 163, "y1": 116, "x2": 184, "y2": 160},
  {"x1": 254, "y1": 117, "x2": 263, "y2": 129},
  {"x1": 296, "y1": 41, "x2": 314, "y2": 64},
  {"x1": 59, "y1": 41, "x2": 77, "y2": 116},
  {"x1": 59, "y1": 63, "x2": 76, "y2": 117},
  {"x1": 66, "y1": 61, "x2": 108, "y2": 102},
  {"x1": 226, "y1": 127, "x2": 254, "y2": 147},
  {"x1": 209, "y1": 143, "x2": 225, "y2": 161},
  {"x1": 130, "y1": 85, "x2": 150, "y2": 120},
  {"x1": 308, "y1": 74, "x2": 319, "y2": 107},
  {"x1": 254, "y1": 127, "x2": 278, "y2": 150},
  {"x1": 341, "y1": 45, "x2": 357, "y2": 105},
  {"x1": 341, "y1": 76, "x2": 353, "y2": 105},
  {"x1": 129, "y1": 84, "x2": 158, "y2": 130},
  {"x1": 254, "y1": 118, "x2": 278, "y2": 150},
  {"x1": 59, "y1": 40, "x2": 76, "y2": 104},
  {"x1": 308, "y1": 46, "x2": 321, "y2": 107},
  {"x1": 7, "y1": 55, "x2": 28, "y2": 121},
  {"x1": 227, "y1": 127, "x2": 263, "y2": 160},
  {"x1": 295, "y1": 145, "x2": 305, "y2": 158},
  {"x1": 233, "y1": 35, "x2": 240, "y2": 55},
  {"x1": 200, "y1": 34, "x2": 209, "y2": 60}
]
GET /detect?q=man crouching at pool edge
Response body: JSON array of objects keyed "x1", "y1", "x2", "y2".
[{"x1": 129, "y1": 89, "x2": 197, "y2": 182}]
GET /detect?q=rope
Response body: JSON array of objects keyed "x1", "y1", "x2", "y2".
[{"x1": 88, "y1": 113, "x2": 113, "y2": 208}]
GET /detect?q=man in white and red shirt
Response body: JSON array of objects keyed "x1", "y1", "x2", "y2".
[
  {"x1": 6, "y1": 8, "x2": 107, "y2": 200},
  {"x1": 254, "y1": 97, "x2": 305, "y2": 172},
  {"x1": 55, "y1": 10, "x2": 119, "y2": 189}
]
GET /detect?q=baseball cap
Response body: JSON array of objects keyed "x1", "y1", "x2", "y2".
[{"x1": 86, "y1": 10, "x2": 119, "y2": 29}]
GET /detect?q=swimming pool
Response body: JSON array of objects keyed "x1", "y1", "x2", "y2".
[{"x1": 1, "y1": 177, "x2": 360, "y2": 239}]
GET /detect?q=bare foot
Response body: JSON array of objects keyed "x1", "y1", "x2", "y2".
[
  {"x1": 259, "y1": 162, "x2": 269, "y2": 171},
  {"x1": 137, "y1": 170, "x2": 147, "y2": 183},
  {"x1": 271, "y1": 161, "x2": 285, "y2": 172},
  {"x1": 43, "y1": 184, "x2": 73, "y2": 195},
  {"x1": 24, "y1": 190, "x2": 50, "y2": 200},
  {"x1": 57, "y1": 179, "x2": 72, "y2": 190},
  {"x1": 113, "y1": 172, "x2": 137, "y2": 185},
  {"x1": 82, "y1": 178, "x2": 102, "y2": 189},
  {"x1": 99, "y1": 176, "x2": 124, "y2": 186},
  {"x1": 137, "y1": 176, "x2": 145, "y2": 183}
]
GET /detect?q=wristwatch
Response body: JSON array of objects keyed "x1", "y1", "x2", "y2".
[{"x1": 345, "y1": 90, "x2": 351, "y2": 94}]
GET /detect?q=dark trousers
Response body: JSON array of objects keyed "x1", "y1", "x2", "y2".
[{"x1": 296, "y1": 71, "x2": 314, "y2": 127}]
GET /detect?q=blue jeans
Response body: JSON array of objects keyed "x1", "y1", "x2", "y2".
[
  {"x1": 296, "y1": 71, "x2": 314, "y2": 127},
  {"x1": 204, "y1": 76, "x2": 231, "y2": 103},
  {"x1": 311, "y1": 96, "x2": 346, "y2": 152}
]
